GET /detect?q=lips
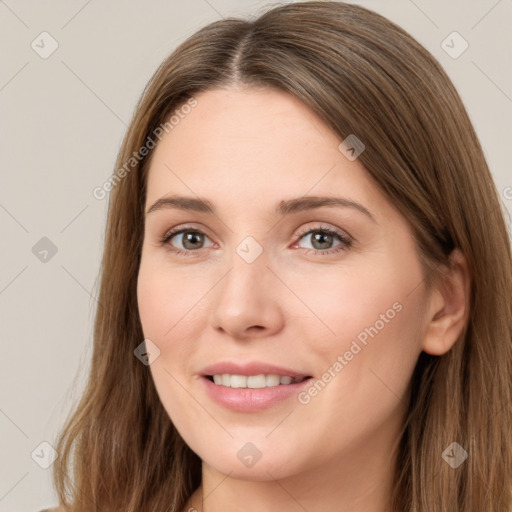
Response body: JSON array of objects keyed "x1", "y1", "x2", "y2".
[
  {"x1": 198, "y1": 361, "x2": 314, "y2": 411},
  {"x1": 201, "y1": 372, "x2": 313, "y2": 412}
]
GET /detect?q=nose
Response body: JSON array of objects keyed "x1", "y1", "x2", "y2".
[{"x1": 211, "y1": 245, "x2": 285, "y2": 340}]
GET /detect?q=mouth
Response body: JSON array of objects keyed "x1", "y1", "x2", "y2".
[
  {"x1": 204, "y1": 374, "x2": 313, "y2": 388},
  {"x1": 199, "y1": 361, "x2": 314, "y2": 411}
]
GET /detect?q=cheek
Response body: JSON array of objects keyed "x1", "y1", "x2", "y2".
[
  {"x1": 137, "y1": 262, "x2": 204, "y2": 433},
  {"x1": 136, "y1": 261, "x2": 194, "y2": 404},
  {"x1": 295, "y1": 250, "x2": 425, "y2": 415},
  {"x1": 137, "y1": 257, "x2": 206, "y2": 343},
  {"x1": 285, "y1": 272, "x2": 423, "y2": 459},
  {"x1": 136, "y1": 258, "x2": 214, "y2": 396},
  {"x1": 291, "y1": 255, "x2": 420, "y2": 347}
]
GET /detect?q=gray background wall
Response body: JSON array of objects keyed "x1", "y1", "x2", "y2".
[{"x1": 1, "y1": 1, "x2": 510, "y2": 510}]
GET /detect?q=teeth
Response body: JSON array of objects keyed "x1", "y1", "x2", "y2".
[
  {"x1": 249, "y1": 375, "x2": 266, "y2": 388},
  {"x1": 231, "y1": 375, "x2": 247, "y2": 388},
  {"x1": 265, "y1": 375, "x2": 280, "y2": 387},
  {"x1": 210, "y1": 374, "x2": 306, "y2": 388}
]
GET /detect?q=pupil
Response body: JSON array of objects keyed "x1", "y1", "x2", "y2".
[
  {"x1": 313, "y1": 232, "x2": 332, "y2": 250},
  {"x1": 183, "y1": 232, "x2": 203, "y2": 249}
]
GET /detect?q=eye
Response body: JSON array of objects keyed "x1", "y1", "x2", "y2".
[
  {"x1": 160, "y1": 226, "x2": 215, "y2": 256},
  {"x1": 160, "y1": 224, "x2": 353, "y2": 257},
  {"x1": 294, "y1": 224, "x2": 352, "y2": 255}
]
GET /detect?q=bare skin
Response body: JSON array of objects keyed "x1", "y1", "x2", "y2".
[{"x1": 136, "y1": 86, "x2": 470, "y2": 512}]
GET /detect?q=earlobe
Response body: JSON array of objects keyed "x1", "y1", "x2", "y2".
[{"x1": 421, "y1": 249, "x2": 471, "y2": 356}]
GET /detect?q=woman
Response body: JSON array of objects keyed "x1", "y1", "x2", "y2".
[{"x1": 46, "y1": 1, "x2": 512, "y2": 511}]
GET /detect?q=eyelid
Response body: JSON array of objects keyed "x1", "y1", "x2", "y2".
[
  {"x1": 161, "y1": 223, "x2": 212, "y2": 241},
  {"x1": 161, "y1": 221, "x2": 352, "y2": 241},
  {"x1": 294, "y1": 222, "x2": 353, "y2": 241}
]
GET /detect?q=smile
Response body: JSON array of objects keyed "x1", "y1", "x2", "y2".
[{"x1": 201, "y1": 374, "x2": 313, "y2": 412}]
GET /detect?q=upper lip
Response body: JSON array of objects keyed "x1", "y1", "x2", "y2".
[{"x1": 200, "y1": 361, "x2": 311, "y2": 378}]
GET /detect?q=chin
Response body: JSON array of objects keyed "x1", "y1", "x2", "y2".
[{"x1": 185, "y1": 430, "x2": 306, "y2": 480}]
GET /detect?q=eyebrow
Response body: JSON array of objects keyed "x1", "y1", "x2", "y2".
[{"x1": 146, "y1": 194, "x2": 376, "y2": 222}]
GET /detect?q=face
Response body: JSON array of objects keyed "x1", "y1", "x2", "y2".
[{"x1": 137, "y1": 86, "x2": 429, "y2": 481}]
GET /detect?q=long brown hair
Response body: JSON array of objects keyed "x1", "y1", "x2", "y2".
[{"x1": 52, "y1": 2, "x2": 512, "y2": 510}]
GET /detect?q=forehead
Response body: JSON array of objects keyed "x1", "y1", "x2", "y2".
[{"x1": 144, "y1": 87, "x2": 387, "y2": 220}]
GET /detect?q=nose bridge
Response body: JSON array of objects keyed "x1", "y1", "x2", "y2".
[
  {"x1": 211, "y1": 233, "x2": 284, "y2": 337},
  {"x1": 234, "y1": 233, "x2": 267, "y2": 267},
  {"x1": 222, "y1": 233, "x2": 272, "y2": 302}
]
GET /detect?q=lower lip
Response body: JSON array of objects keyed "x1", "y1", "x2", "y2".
[{"x1": 201, "y1": 376, "x2": 313, "y2": 412}]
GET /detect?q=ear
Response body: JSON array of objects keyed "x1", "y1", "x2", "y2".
[{"x1": 421, "y1": 249, "x2": 471, "y2": 356}]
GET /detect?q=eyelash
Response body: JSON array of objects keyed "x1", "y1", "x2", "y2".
[{"x1": 160, "y1": 224, "x2": 353, "y2": 257}]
